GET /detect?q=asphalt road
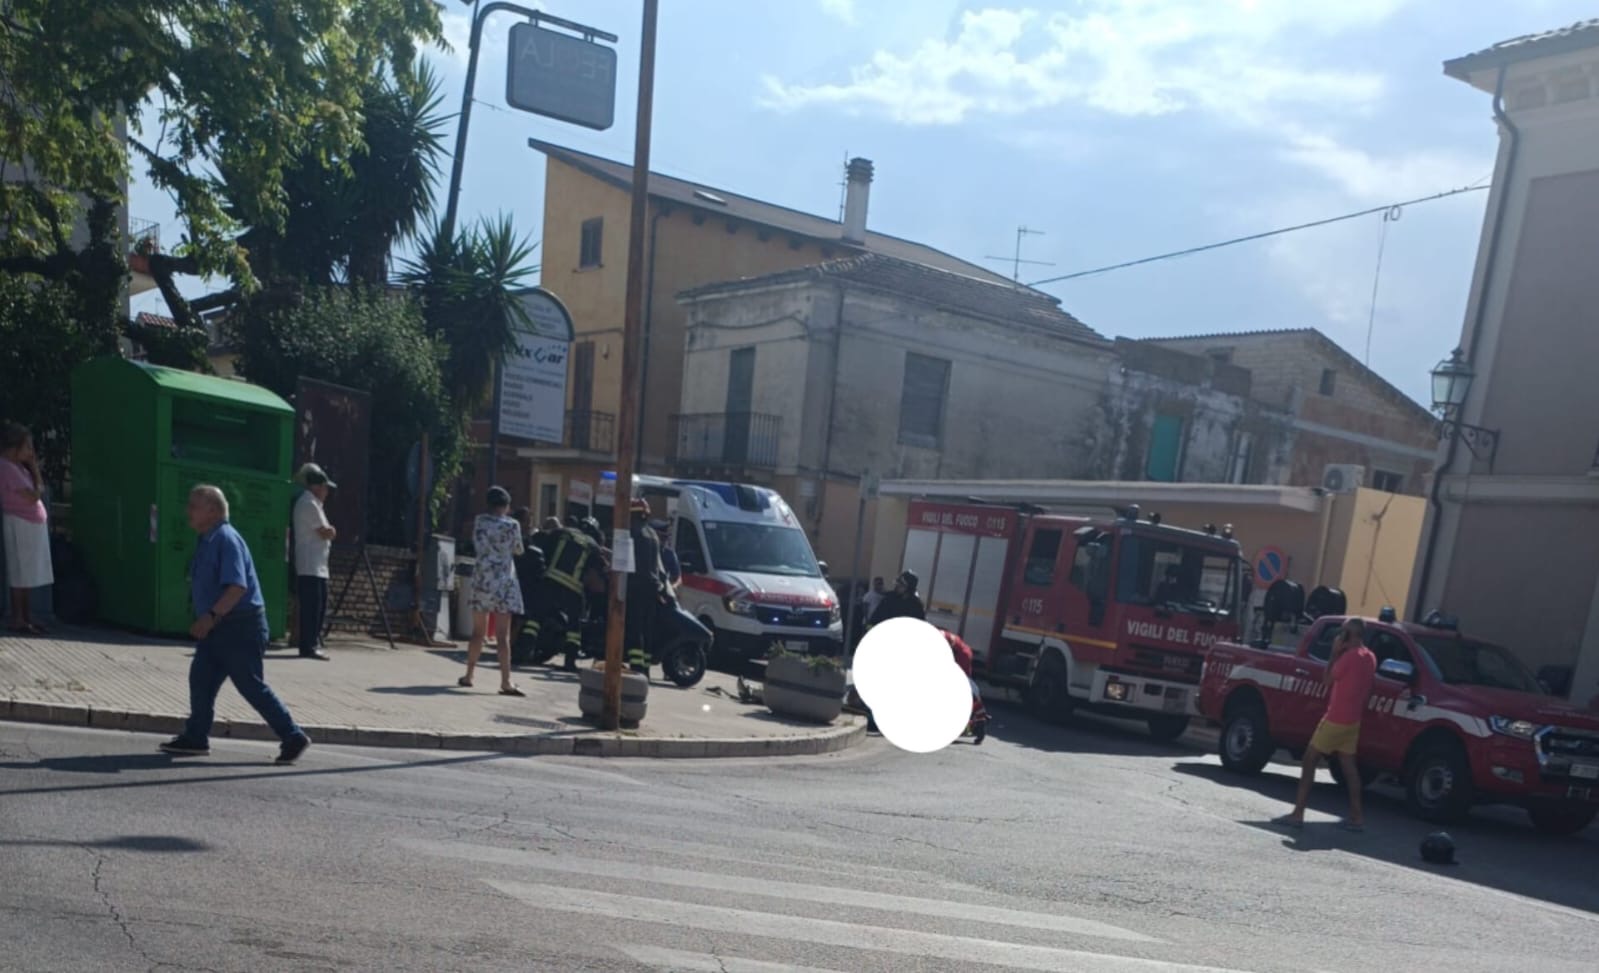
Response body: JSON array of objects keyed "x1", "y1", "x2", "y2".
[{"x1": 3, "y1": 707, "x2": 1596, "y2": 973}]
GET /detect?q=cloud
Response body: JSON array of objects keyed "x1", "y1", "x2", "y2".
[
  {"x1": 1278, "y1": 128, "x2": 1487, "y2": 202},
  {"x1": 819, "y1": 0, "x2": 857, "y2": 26},
  {"x1": 760, "y1": 1, "x2": 1403, "y2": 126}
]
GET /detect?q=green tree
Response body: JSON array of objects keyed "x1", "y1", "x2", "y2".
[
  {"x1": 234, "y1": 286, "x2": 451, "y2": 544},
  {"x1": 0, "y1": 0, "x2": 442, "y2": 333},
  {"x1": 0, "y1": 276, "x2": 96, "y2": 490}
]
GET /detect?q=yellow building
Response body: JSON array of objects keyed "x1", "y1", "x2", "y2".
[{"x1": 510, "y1": 142, "x2": 1010, "y2": 527}]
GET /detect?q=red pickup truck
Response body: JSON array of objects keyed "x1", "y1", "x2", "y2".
[{"x1": 1199, "y1": 614, "x2": 1599, "y2": 835}]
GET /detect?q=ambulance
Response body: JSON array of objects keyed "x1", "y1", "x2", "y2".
[{"x1": 633, "y1": 476, "x2": 843, "y2": 662}]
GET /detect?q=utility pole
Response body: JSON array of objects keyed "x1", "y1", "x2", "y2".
[
  {"x1": 601, "y1": 0, "x2": 660, "y2": 730},
  {"x1": 985, "y1": 225, "x2": 1053, "y2": 283}
]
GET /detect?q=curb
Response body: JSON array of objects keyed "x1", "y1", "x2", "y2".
[{"x1": 0, "y1": 697, "x2": 867, "y2": 759}]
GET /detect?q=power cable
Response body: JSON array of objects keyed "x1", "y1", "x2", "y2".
[
  {"x1": 1363, "y1": 206, "x2": 1401, "y2": 366},
  {"x1": 1027, "y1": 184, "x2": 1489, "y2": 287}
]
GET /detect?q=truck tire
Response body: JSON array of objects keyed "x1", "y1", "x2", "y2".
[
  {"x1": 1527, "y1": 805, "x2": 1597, "y2": 836},
  {"x1": 1025, "y1": 655, "x2": 1073, "y2": 725},
  {"x1": 1146, "y1": 715, "x2": 1190, "y2": 742},
  {"x1": 1404, "y1": 741, "x2": 1474, "y2": 824},
  {"x1": 1219, "y1": 704, "x2": 1273, "y2": 775}
]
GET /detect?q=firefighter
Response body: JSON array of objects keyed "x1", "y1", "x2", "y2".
[
  {"x1": 869, "y1": 570, "x2": 926, "y2": 627},
  {"x1": 521, "y1": 519, "x2": 600, "y2": 672},
  {"x1": 625, "y1": 498, "x2": 668, "y2": 675}
]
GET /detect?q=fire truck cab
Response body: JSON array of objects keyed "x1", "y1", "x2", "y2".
[{"x1": 897, "y1": 500, "x2": 1244, "y2": 740}]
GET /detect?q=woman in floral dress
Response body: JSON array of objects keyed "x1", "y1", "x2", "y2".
[{"x1": 459, "y1": 486, "x2": 525, "y2": 694}]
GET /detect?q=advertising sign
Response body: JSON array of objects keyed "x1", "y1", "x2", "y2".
[{"x1": 497, "y1": 288, "x2": 574, "y2": 445}]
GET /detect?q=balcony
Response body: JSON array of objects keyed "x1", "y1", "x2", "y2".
[
  {"x1": 670, "y1": 412, "x2": 781, "y2": 470},
  {"x1": 525, "y1": 409, "x2": 615, "y2": 454},
  {"x1": 127, "y1": 218, "x2": 160, "y2": 296}
]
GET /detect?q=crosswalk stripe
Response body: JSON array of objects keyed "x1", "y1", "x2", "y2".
[
  {"x1": 487, "y1": 880, "x2": 1263, "y2": 973},
  {"x1": 618, "y1": 944, "x2": 852, "y2": 973},
  {"x1": 404, "y1": 838, "x2": 1155, "y2": 944}
]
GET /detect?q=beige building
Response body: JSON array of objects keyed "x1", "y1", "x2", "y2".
[
  {"x1": 1412, "y1": 19, "x2": 1599, "y2": 701},
  {"x1": 1147, "y1": 329, "x2": 1437, "y2": 496},
  {"x1": 516, "y1": 144, "x2": 1010, "y2": 523}
]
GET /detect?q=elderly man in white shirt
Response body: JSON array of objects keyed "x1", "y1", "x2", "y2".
[{"x1": 292, "y1": 463, "x2": 337, "y2": 660}]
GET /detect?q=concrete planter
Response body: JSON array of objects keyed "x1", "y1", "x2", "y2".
[
  {"x1": 578, "y1": 664, "x2": 649, "y2": 727},
  {"x1": 764, "y1": 655, "x2": 846, "y2": 724}
]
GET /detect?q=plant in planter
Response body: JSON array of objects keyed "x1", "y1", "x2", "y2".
[
  {"x1": 577, "y1": 660, "x2": 649, "y2": 728},
  {"x1": 763, "y1": 646, "x2": 846, "y2": 724}
]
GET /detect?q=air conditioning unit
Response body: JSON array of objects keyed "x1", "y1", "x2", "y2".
[{"x1": 1322, "y1": 464, "x2": 1366, "y2": 494}]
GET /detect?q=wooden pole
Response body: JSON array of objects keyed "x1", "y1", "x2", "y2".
[{"x1": 602, "y1": 0, "x2": 659, "y2": 730}]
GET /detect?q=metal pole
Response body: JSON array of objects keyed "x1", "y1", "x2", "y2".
[
  {"x1": 488, "y1": 360, "x2": 502, "y2": 487},
  {"x1": 602, "y1": 0, "x2": 659, "y2": 730},
  {"x1": 441, "y1": 0, "x2": 487, "y2": 245}
]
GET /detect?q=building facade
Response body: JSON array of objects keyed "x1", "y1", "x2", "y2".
[{"x1": 1412, "y1": 20, "x2": 1599, "y2": 701}]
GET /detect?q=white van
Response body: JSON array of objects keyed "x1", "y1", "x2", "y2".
[{"x1": 635, "y1": 476, "x2": 843, "y2": 661}]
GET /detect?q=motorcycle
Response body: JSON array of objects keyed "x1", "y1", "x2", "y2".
[
  {"x1": 963, "y1": 678, "x2": 990, "y2": 745},
  {"x1": 520, "y1": 580, "x2": 710, "y2": 689}
]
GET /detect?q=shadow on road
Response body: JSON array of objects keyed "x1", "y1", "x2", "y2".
[
  {"x1": 0, "y1": 834, "x2": 211, "y2": 853},
  {"x1": 1174, "y1": 760, "x2": 1599, "y2": 915},
  {"x1": 367, "y1": 685, "x2": 474, "y2": 697},
  {"x1": 978, "y1": 700, "x2": 1200, "y2": 759},
  {"x1": 0, "y1": 753, "x2": 261, "y2": 774}
]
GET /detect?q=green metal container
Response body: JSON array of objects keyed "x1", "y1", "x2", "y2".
[{"x1": 71, "y1": 358, "x2": 295, "y2": 639}]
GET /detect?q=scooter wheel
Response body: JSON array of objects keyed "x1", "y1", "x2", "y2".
[{"x1": 972, "y1": 721, "x2": 987, "y2": 745}]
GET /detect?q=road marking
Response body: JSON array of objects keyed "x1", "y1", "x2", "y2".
[
  {"x1": 487, "y1": 881, "x2": 1263, "y2": 973},
  {"x1": 618, "y1": 944, "x2": 851, "y2": 973},
  {"x1": 406, "y1": 838, "x2": 1154, "y2": 943}
]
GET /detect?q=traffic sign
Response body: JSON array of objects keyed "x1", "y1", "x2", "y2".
[
  {"x1": 506, "y1": 22, "x2": 617, "y2": 131},
  {"x1": 1254, "y1": 546, "x2": 1288, "y2": 586}
]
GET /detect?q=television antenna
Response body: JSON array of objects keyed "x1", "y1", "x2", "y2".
[{"x1": 986, "y1": 225, "x2": 1053, "y2": 283}]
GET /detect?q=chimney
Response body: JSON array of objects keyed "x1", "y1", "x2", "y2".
[{"x1": 842, "y1": 157, "x2": 873, "y2": 244}]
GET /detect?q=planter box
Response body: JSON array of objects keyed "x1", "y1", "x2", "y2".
[
  {"x1": 578, "y1": 664, "x2": 649, "y2": 726},
  {"x1": 764, "y1": 654, "x2": 846, "y2": 724}
]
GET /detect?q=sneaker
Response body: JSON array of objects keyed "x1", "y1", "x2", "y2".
[
  {"x1": 159, "y1": 736, "x2": 210, "y2": 756},
  {"x1": 275, "y1": 733, "x2": 312, "y2": 765}
]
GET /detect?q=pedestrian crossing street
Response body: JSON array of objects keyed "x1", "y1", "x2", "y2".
[{"x1": 398, "y1": 835, "x2": 1270, "y2": 973}]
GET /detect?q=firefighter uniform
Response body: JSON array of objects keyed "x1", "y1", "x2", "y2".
[
  {"x1": 520, "y1": 527, "x2": 598, "y2": 669},
  {"x1": 625, "y1": 501, "x2": 667, "y2": 674}
]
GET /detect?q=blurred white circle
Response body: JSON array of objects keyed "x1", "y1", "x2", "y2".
[{"x1": 854, "y1": 619, "x2": 971, "y2": 754}]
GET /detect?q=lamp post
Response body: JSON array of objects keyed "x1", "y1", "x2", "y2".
[{"x1": 1430, "y1": 348, "x2": 1500, "y2": 469}]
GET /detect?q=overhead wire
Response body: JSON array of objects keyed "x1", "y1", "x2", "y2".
[{"x1": 1026, "y1": 183, "x2": 1489, "y2": 288}]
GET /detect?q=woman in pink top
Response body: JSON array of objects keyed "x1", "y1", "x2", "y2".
[
  {"x1": 1276, "y1": 618, "x2": 1377, "y2": 832},
  {"x1": 1, "y1": 422, "x2": 52, "y2": 635}
]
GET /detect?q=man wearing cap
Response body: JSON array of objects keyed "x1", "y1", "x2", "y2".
[
  {"x1": 291, "y1": 463, "x2": 336, "y2": 661},
  {"x1": 869, "y1": 571, "x2": 926, "y2": 627}
]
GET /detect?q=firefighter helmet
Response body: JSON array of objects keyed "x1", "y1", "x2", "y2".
[{"x1": 1420, "y1": 831, "x2": 1457, "y2": 865}]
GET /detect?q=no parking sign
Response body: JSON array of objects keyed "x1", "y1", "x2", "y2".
[{"x1": 1254, "y1": 546, "x2": 1288, "y2": 586}]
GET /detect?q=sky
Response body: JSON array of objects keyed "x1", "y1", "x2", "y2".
[{"x1": 128, "y1": 0, "x2": 1597, "y2": 407}]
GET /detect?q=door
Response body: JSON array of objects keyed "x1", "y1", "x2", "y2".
[
  {"x1": 927, "y1": 532, "x2": 975, "y2": 635},
  {"x1": 1360, "y1": 628, "x2": 1419, "y2": 769},
  {"x1": 1146, "y1": 414, "x2": 1184, "y2": 482},
  {"x1": 1016, "y1": 526, "x2": 1064, "y2": 633},
  {"x1": 1279, "y1": 620, "x2": 1340, "y2": 739},
  {"x1": 724, "y1": 347, "x2": 755, "y2": 465},
  {"x1": 962, "y1": 535, "x2": 1010, "y2": 663}
]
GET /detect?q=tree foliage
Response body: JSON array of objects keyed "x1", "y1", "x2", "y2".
[
  {"x1": 0, "y1": 275, "x2": 97, "y2": 490},
  {"x1": 234, "y1": 286, "x2": 452, "y2": 544}
]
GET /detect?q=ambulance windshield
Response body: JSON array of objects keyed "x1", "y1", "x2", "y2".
[{"x1": 702, "y1": 521, "x2": 822, "y2": 578}]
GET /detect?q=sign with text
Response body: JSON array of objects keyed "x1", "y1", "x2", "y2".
[
  {"x1": 498, "y1": 288, "x2": 574, "y2": 445},
  {"x1": 506, "y1": 23, "x2": 617, "y2": 131}
]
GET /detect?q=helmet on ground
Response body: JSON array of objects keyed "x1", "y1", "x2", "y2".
[{"x1": 1420, "y1": 831, "x2": 1457, "y2": 865}]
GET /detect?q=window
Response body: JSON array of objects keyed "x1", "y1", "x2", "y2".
[
  {"x1": 579, "y1": 217, "x2": 603, "y2": 268},
  {"x1": 1307, "y1": 623, "x2": 1340, "y2": 662},
  {"x1": 1228, "y1": 431, "x2": 1254, "y2": 484},
  {"x1": 675, "y1": 519, "x2": 707, "y2": 574},
  {"x1": 1207, "y1": 347, "x2": 1233, "y2": 364},
  {"x1": 538, "y1": 483, "x2": 558, "y2": 522},
  {"x1": 701, "y1": 521, "x2": 820, "y2": 578},
  {"x1": 1023, "y1": 529, "x2": 1063, "y2": 587},
  {"x1": 1145, "y1": 413, "x2": 1185, "y2": 482},
  {"x1": 897, "y1": 353, "x2": 951, "y2": 448},
  {"x1": 1319, "y1": 368, "x2": 1337, "y2": 396},
  {"x1": 1413, "y1": 635, "x2": 1544, "y2": 693},
  {"x1": 1371, "y1": 469, "x2": 1404, "y2": 493},
  {"x1": 1368, "y1": 631, "x2": 1415, "y2": 671},
  {"x1": 1116, "y1": 535, "x2": 1239, "y2": 617}
]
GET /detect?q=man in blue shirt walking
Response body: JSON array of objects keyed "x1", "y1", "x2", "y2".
[{"x1": 160, "y1": 484, "x2": 311, "y2": 765}]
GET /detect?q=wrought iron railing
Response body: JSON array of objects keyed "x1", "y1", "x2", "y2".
[
  {"x1": 561, "y1": 410, "x2": 615, "y2": 453},
  {"x1": 669, "y1": 412, "x2": 781, "y2": 469},
  {"x1": 128, "y1": 217, "x2": 160, "y2": 255}
]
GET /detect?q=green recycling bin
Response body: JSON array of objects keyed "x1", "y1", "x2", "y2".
[{"x1": 71, "y1": 357, "x2": 295, "y2": 639}]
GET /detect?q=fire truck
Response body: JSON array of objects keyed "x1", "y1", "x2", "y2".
[{"x1": 894, "y1": 499, "x2": 1245, "y2": 740}]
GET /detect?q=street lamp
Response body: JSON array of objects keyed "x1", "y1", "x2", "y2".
[{"x1": 1430, "y1": 347, "x2": 1499, "y2": 468}]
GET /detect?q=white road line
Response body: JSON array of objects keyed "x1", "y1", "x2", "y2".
[
  {"x1": 405, "y1": 838, "x2": 1155, "y2": 943},
  {"x1": 487, "y1": 881, "x2": 1263, "y2": 973},
  {"x1": 618, "y1": 944, "x2": 852, "y2": 973}
]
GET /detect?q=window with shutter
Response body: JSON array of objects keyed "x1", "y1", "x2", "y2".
[{"x1": 897, "y1": 353, "x2": 951, "y2": 448}]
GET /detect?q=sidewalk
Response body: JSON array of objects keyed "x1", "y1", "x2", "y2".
[{"x1": 0, "y1": 626, "x2": 865, "y2": 758}]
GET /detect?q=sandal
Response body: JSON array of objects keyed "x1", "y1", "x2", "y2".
[
  {"x1": 457, "y1": 676, "x2": 473, "y2": 688},
  {"x1": 499, "y1": 685, "x2": 526, "y2": 697},
  {"x1": 27, "y1": 623, "x2": 48, "y2": 635}
]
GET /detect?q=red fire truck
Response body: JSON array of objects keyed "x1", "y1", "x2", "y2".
[{"x1": 894, "y1": 500, "x2": 1245, "y2": 740}]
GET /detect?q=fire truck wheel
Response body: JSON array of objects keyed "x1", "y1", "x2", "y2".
[
  {"x1": 1328, "y1": 760, "x2": 1380, "y2": 790},
  {"x1": 1025, "y1": 656, "x2": 1073, "y2": 725},
  {"x1": 1527, "y1": 805, "x2": 1597, "y2": 836},
  {"x1": 1404, "y1": 740, "x2": 1474, "y2": 824},
  {"x1": 1146, "y1": 715, "x2": 1190, "y2": 742},
  {"x1": 1219, "y1": 703, "x2": 1273, "y2": 775}
]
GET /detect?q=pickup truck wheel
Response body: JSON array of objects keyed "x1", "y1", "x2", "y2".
[
  {"x1": 1025, "y1": 656, "x2": 1073, "y2": 725},
  {"x1": 1146, "y1": 715, "x2": 1190, "y2": 742},
  {"x1": 1404, "y1": 742, "x2": 1474, "y2": 824},
  {"x1": 1219, "y1": 705, "x2": 1273, "y2": 775},
  {"x1": 1527, "y1": 805, "x2": 1598, "y2": 836},
  {"x1": 1328, "y1": 760, "x2": 1380, "y2": 790}
]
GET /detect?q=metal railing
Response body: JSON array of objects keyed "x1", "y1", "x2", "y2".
[
  {"x1": 670, "y1": 412, "x2": 781, "y2": 469},
  {"x1": 128, "y1": 217, "x2": 160, "y2": 255},
  {"x1": 561, "y1": 410, "x2": 615, "y2": 453}
]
